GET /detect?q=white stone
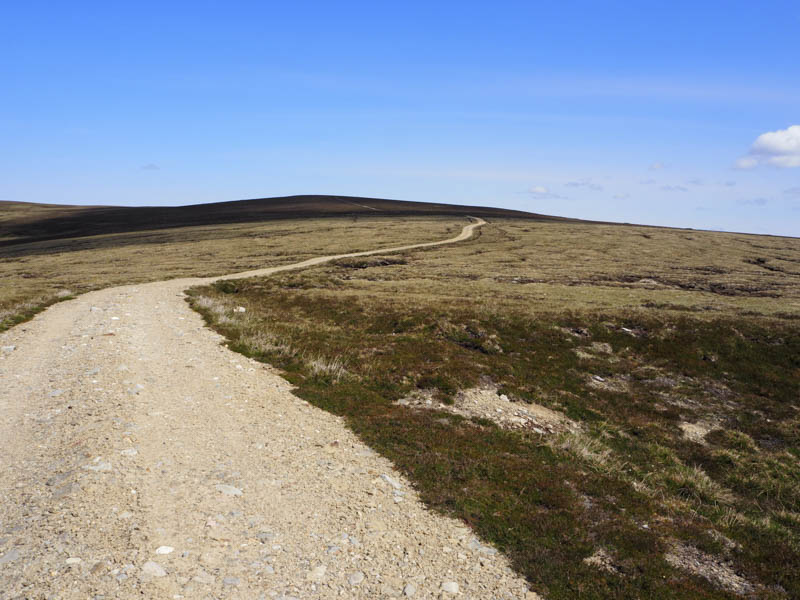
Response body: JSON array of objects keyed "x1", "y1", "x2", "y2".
[
  {"x1": 0, "y1": 548, "x2": 20, "y2": 564},
  {"x1": 307, "y1": 565, "x2": 327, "y2": 582},
  {"x1": 65, "y1": 557, "x2": 81, "y2": 565},
  {"x1": 193, "y1": 571, "x2": 215, "y2": 585},
  {"x1": 215, "y1": 484, "x2": 242, "y2": 496},
  {"x1": 348, "y1": 571, "x2": 364, "y2": 585},
  {"x1": 155, "y1": 546, "x2": 174, "y2": 555},
  {"x1": 142, "y1": 561, "x2": 166, "y2": 577},
  {"x1": 441, "y1": 581, "x2": 459, "y2": 594},
  {"x1": 85, "y1": 460, "x2": 112, "y2": 472},
  {"x1": 381, "y1": 474, "x2": 402, "y2": 489}
]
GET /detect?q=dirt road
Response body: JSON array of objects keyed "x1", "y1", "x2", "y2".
[{"x1": 0, "y1": 219, "x2": 536, "y2": 599}]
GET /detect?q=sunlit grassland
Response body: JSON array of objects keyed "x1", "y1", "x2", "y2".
[
  {"x1": 0, "y1": 216, "x2": 458, "y2": 331},
  {"x1": 189, "y1": 219, "x2": 800, "y2": 599}
]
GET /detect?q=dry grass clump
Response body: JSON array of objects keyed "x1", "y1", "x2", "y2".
[
  {"x1": 243, "y1": 330, "x2": 297, "y2": 358},
  {"x1": 661, "y1": 464, "x2": 736, "y2": 506},
  {"x1": 551, "y1": 431, "x2": 618, "y2": 471},
  {"x1": 307, "y1": 354, "x2": 348, "y2": 381}
]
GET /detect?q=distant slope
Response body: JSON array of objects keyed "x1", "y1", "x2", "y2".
[{"x1": 0, "y1": 195, "x2": 564, "y2": 246}]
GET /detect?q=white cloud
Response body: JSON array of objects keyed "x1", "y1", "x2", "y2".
[
  {"x1": 140, "y1": 163, "x2": 160, "y2": 171},
  {"x1": 527, "y1": 185, "x2": 565, "y2": 199},
  {"x1": 736, "y1": 125, "x2": 800, "y2": 169},
  {"x1": 785, "y1": 187, "x2": 800, "y2": 197},
  {"x1": 649, "y1": 161, "x2": 665, "y2": 171},
  {"x1": 660, "y1": 185, "x2": 688, "y2": 192}
]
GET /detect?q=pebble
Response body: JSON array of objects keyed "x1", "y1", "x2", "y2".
[
  {"x1": 215, "y1": 484, "x2": 242, "y2": 496},
  {"x1": 155, "y1": 546, "x2": 174, "y2": 554},
  {"x1": 0, "y1": 548, "x2": 20, "y2": 565},
  {"x1": 223, "y1": 576, "x2": 240, "y2": 586},
  {"x1": 65, "y1": 557, "x2": 82, "y2": 565},
  {"x1": 142, "y1": 561, "x2": 167, "y2": 577},
  {"x1": 192, "y1": 571, "x2": 215, "y2": 585},
  {"x1": 441, "y1": 581, "x2": 459, "y2": 594},
  {"x1": 381, "y1": 474, "x2": 402, "y2": 489},
  {"x1": 85, "y1": 460, "x2": 112, "y2": 472},
  {"x1": 49, "y1": 389, "x2": 64, "y2": 397},
  {"x1": 403, "y1": 582, "x2": 417, "y2": 596},
  {"x1": 120, "y1": 448, "x2": 138, "y2": 456},
  {"x1": 348, "y1": 571, "x2": 365, "y2": 585},
  {"x1": 307, "y1": 565, "x2": 327, "y2": 582},
  {"x1": 1, "y1": 345, "x2": 16, "y2": 352}
]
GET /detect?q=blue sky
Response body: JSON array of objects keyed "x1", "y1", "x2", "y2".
[{"x1": 2, "y1": 1, "x2": 799, "y2": 236}]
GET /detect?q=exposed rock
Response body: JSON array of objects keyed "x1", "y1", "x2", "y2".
[
  {"x1": 441, "y1": 580, "x2": 460, "y2": 594},
  {"x1": 348, "y1": 571, "x2": 365, "y2": 585},
  {"x1": 192, "y1": 570, "x2": 215, "y2": 585},
  {"x1": 381, "y1": 474, "x2": 402, "y2": 489},
  {"x1": 307, "y1": 565, "x2": 327, "y2": 582},
  {"x1": 0, "y1": 548, "x2": 20, "y2": 564},
  {"x1": 141, "y1": 561, "x2": 166, "y2": 577},
  {"x1": 85, "y1": 460, "x2": 112, "y2": 472},
  {"x1": 215, "y1": 484, "x2": 242, "y2": 496}
]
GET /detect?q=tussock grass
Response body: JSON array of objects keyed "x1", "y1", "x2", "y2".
[
  {"x1": 307, "y1": 354, "x2": 348, "y2": 381},
  {"x1": 661, "y1": 464, "x2": 736, "y2": 506}
]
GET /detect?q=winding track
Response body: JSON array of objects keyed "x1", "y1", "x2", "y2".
[{"x1": 0, "y1": 218, "x2": 536, "y2": 599}]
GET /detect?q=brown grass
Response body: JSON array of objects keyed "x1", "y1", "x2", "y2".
[
  {"x1": 188, "y1": 218, "x2": 800, "y2": 599},
  {"x1": 0, "y1": 216, "x2": 459, "y2": 331}
]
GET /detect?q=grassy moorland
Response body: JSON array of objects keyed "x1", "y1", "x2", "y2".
[
  {"x1": 0, "y1": 196, "x2": 555, "y2": 332},
  {"x1": 189, "y1": 219, "x2": 800, "y2": 599},
  {"x1": 0, "y1": 216, "x2": 471, "y2": 332}
]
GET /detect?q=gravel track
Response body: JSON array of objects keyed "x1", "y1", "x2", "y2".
[{"x1": 0, "y1": 220, "x2": 537, "y2": 599}]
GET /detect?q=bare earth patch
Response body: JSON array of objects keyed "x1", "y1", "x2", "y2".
[
  {"x1": 397, "y1": 387, "x2": 579, "y2": 434},
  {"x1": 587, "y1": 374, "x2": 631, "y2": 393},
  {"x1": 665, "y1": 541, "x2": 757, "y2": 596},
  {"x1": 583, "y1": 548, "x2": 622, "y2": 575},
  {"x1": 679, "y1": 420, "x2": 719, "y2": 444}
]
